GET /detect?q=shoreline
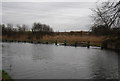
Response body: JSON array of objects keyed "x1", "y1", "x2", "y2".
[
  {"x1": 1, "y1": 36, "x2": 120, "y2": 52},
  {"x1": 1, "y1": 70, "x2": 13, "y2": 81},
  {"x1": 1, "y1": 39, "x2": 101, "y2": 47}
]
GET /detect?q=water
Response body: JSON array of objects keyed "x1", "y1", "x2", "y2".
[{"x1": 1, "y1": 42, "x2": 119, "y2": 79}]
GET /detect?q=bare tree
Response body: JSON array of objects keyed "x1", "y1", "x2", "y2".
[
  {"x1": 91, "y1": 1, "x2": 120, "y2": 35},
  {"x1": 114, "y1": 1, "x2": 120, "y2": 27},
  {"x1": 91, "y1": 1, "x2": 120, "y2": 28},
  {"x1": 32, "y1": 23, "x2": 42, "y2": 32},
  {"x1": 16, "y1": 24, "x2": 22, "y2": 32},
  {"x1": 6, "y1": 23, "x2": 13, "y2": 31},
  {"x1": 32, "y1": 22, "x2": 53, "y2": 33},
  {"x1": 16, "y1": 24, "x2": 28, "y2": 32},
  {"x1": 21, "y1": 24, "x2": 29, "y2": 31}
]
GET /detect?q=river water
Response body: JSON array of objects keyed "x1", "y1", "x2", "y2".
[{"x1": 1, "y1": 42, "x2": 119, "y2": 79}]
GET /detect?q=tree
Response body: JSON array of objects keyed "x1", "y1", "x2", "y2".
[
  {"x1": 91, "y1": 1, "x2": 120, "y2": 35},
  {"x1": 31, "y1": 22, "x2": 53, "y2": 39},
  {"x1": 91, "y1": 25, "x2": 110, "y2": 35},
  {"x1": 114, "y1": 1, "x2": 120, "y2": 27},
  {"x1": 32, "y1": 22, "x2": 42, "y2": 32},
  {"x1": 32, "y1": 22, "x2": 53, "y2": 33},
  {"x1": 17, "y1": 24, "x2": 28, "y2": 32},
  {"x1": 92, "y1": 1, "x2": 120, "y2": 28},
  {"x1": 0, "y1": 24, "x2": 2, "y2": 36},
  {"x1": 22, "y1": 24, "x2": 29, "y2": 31},
  {"x1": 16, "y1": 24, "x2": 22, "y2": 32},
  {"x1": 1, "y1": 24, "x2": 6, "y2": 35},
  {"x1": 5, "y1": 23, "x2": 14, "y2": 37},
  {"x1": 6, "y1": 23, "x2": 13, "y2": 31}
]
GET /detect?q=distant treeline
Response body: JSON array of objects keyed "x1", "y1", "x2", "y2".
[{"x1": 0, "y1": 22, "x2": 53, "y2": 39}]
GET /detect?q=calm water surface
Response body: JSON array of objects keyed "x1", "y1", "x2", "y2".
[{"x1": 1, "y1": 42, "x2": 119, "y2": 79}]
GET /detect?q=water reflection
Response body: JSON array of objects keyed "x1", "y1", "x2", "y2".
[
  {"x1": 89, "y1": 50, "x2": 118, "y2": 79},
  {"x1": 31, "y1": 44, "x2": 53, "y2": 61},
  {"x1": 118, "y1": 53, "x2": 120, "y2": 79},
  {"x1": 0, "y1": 43, "x2": 2, "y2": 79},
  {"x1": 1, "y1": 42, "x2": 119, "y2": 79},
  {"x1": 2, "y1": 43, "x2": 13, "y2": 75}
]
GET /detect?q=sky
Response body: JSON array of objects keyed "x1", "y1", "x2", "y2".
[
  {"x1": 1, "y1": 0, "x2": 115, "y2": 32},
  {"x1": 1, "y1": 0, "x2": 108, "y2": 2}
]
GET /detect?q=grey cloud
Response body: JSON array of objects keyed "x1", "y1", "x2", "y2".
[
  {"x1": 2, "y1": 2, "x2": 95, "y2": 31},
  {"x1": 0, "y1": 2, "x2": 2, "y2": 23}
]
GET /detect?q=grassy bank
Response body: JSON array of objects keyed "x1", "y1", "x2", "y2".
[
  {"x1": 0, "y1": 70, "x2": 13, "y2": 81},
  {"x1": 1, "y1": 35, "x2": 106, "y2": 47},
  {"x1": 42, "y1": 35, "x2": 105, "y2": 46}
]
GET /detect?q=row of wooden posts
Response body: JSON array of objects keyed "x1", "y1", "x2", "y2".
[
  {"x1": 2, "y1": 39, "x2": 90, "y2": 48},
  {"x1": 55, "y1": 40, "x2": 90, "y2": 48},
  {"x1": 2, "y1": 39, "x2": 120, "y2": 52}
]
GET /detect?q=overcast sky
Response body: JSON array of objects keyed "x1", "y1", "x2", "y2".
[{"x1": 1, "y1": 1, "x2": 105, "y2": 32}]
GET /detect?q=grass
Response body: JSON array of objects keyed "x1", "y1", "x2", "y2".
[
  {"x1": 0, "y1": 70, "x2": 13, "y2": 81},
  {"x1": 41, "y1": 35, "x2": 106, "y2": 46},
  {"x1": 1, "y1": 35, "x2": 106, "y2": 47}
]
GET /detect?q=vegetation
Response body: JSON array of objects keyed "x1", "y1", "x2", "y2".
[
  {"x1": 0, "y1": 70, "x2": 13, "y2": 81},
  {"x1": 91, "y1": 1, "x2": 120, "y2": 36},
  {"x1": 42, "y1": 34, "x2": 105, "y2": 45},
  {"x1": 0, "y1": 1, "x2": 120, "y2": 81},
  {"x1": 0, "y1": 22, "x2": 53, "y2": 40},
  {"x1": 0, "y1": 22, "x2": 106, "y2": 46},
  {"x1": 90, "y1": 1, "x2": 120, "y2": 50},
  {"x1": 0, "y1": 1, "x2": 120, "y2": 50}
]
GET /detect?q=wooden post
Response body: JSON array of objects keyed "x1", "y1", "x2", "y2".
[
  {"x1": 87, "y1": 41, "x2": 90, "y2": 48},
  {"x1": 64, "y1": 40, "x2": 66, "y2": 46},
  {"x1": 101, "y1": 46, "x2": 104, "y2": 49},
  {"x1": 75, "y1": 41, "x2": 77, "y2": 47},
  {"x1": 46, "y1": 41, "x2": 48, "y2": 44},
  {"x1": 55, "y1": 40, "x2": 57, "y2": 45}
]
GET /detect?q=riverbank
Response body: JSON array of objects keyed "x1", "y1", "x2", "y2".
[
  {"x1": 0, "y1": 70, "x2": 13, "y2": 81},
  {"x1": 1, "y1": 35, "x2": 120, "y2": 51},
  {"x1": 102, "y1": 37, "x2": 120, "y2": 52},
  {"x1": 1, "y1": 35, "x2": 105, "y2": 47}
]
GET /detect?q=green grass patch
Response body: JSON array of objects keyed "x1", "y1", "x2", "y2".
[{"x1": 1, "y1": 70, "x2": 13, "y2": 81}]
